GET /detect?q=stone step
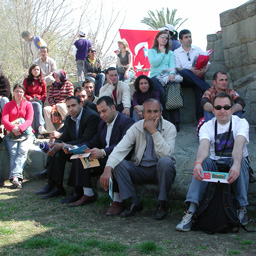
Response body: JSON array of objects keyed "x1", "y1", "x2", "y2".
[{"x1": 0, "y1": 123, "x2": 255, "y2": 206}]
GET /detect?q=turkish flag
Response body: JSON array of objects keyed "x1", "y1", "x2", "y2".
[{"x1": 119, "y1": 29, "x2": 158, "y2": 76}]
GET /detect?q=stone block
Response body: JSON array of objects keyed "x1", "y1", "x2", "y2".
[
  {"x1": 220, "y1": 1, "x2": 256, "y2": 27},
  {"x1": 248, "y1": 41, "x2": 256, "y2": 63},
  {"x1": 207, "y1": 33, "x2": 217, "y2": 42},
  {"x1": 222, "y1": 23, "x2": 240, "y2": 49},
  {"x1": 212, "y1": 39, "x2": 225, "y2": 61}
]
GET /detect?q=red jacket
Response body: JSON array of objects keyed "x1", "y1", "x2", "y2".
[{"x1": 23, "y1": 78, "x2": 47, "y2": 103}]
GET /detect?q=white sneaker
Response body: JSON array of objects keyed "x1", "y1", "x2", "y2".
[
  {"x1": 238, "y1": 207, "x2": 248, "y2": 226},
  {"x1": 175, "y1": 211, "x2": 193, "y2": 232},
  {"x1": 38, "y1": 126, "x2": 48, "y2": 134}
]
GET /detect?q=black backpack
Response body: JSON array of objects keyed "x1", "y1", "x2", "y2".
[{"x1": 192, "y1": 181, "x2": 240, "y2": 234}]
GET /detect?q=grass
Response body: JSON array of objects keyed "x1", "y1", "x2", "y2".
[{"x1": 0, "y1": 180, "x2": 256, "y2": 256}]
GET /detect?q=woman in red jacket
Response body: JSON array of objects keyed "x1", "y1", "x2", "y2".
[
  {"x1": 23, "y1": 64, "x2": 47, "y2": 137},
  {"x1": 2, "y1": 84, "x2": 34, "y2": 188}
]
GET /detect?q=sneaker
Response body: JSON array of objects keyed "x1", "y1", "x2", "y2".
[
  {"x1": 37, "y1": 134, "x2": 44, "y2": 139},
  {"x1": 38, "y1": 126, "x2": 48, "y2": 134},
  {"x1": 175, "y1": 211, "x2": 193, "y2": 232},
  {"x1": 238, "y1": 207, "x2": 248, "y2": 226},
  {"x1": 11, "y1": 178, "x2": 22, "y2": 189}
]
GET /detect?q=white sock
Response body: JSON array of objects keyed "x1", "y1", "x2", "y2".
[
  {"x1": 188, "y1": 202, "x2": 197, "y2": 213},
  {"x1": 83, "y1": 187, "x2": 94, "y2": 197},
  {"x1": 113, "y1": 192, "x2": 122, "y2": 203}
]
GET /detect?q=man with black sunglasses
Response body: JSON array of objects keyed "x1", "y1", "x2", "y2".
[
  {"x1": 201, "y1": 71, "x2": 245, "y2": 122},
  {"x1": 176, "y1": 92, "x2": 250, "y2": 231},
  {"x1": 174, "y1": 29, "x2": 210, "y2": 121}
]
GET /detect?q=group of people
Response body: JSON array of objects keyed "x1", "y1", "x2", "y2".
[{"x1": 0, "y1": 26, "x2": 252, "y2": 231}]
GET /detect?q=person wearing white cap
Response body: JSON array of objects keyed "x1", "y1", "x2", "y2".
[
  {"x1": 159, "y1": 24, "x2": 181, "y2": 51},
  {"x1": 73, "y1": 31, "x2": 92, "y2": 82}
]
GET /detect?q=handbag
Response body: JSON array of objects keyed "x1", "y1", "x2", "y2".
[
  {"x1": 165, "y1": 83, "x2": 183, "y2": 110},
  {"x1": 116, "y1": 67, "x2": 127, "y2": 74},
  {"x1": 51, "y1": 105, "x2": 62, "y2": 124}
]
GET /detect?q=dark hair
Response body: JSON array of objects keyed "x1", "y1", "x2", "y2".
[
  {"x1": 106, "y1": 67, "x2": 117, "y2": 74},
  {"x1": 13, "y1": 84, "x2": 26, "y2": 92},
  {"x1": 65, "y1": 95, "x2": 81, "y2": 104},
  {"x1": 88, "y1": 46, "x2": 96, "y2": 53},
  {"x1": 97, "y1": 96, "x2": 115, "y2": 108},
  {"x1": 143, "y1": 98, "x2": 163, "y2": 112},
  {"x1": 21, "y1": 31, "x2": 31, "y2": 38},
  {"x1": 134, "y1": 75, "x2": 153, "y2": 94},
  {"x1": 82, "y1": 79, "x2": 95, "y2": 87},
  {"x1": 213, "y1": 71, "x2": 227, "y2": 81},
  {"x1": 40, "y1": 46, "x2": 49, "y2": 52},
  {"x1": 179, "y1": 29, "x2": 191, "y2": 40},
  {"x1": 151, "y1": 31, "x2": 170, "y2": 54},
  {"x1": 27, "y1": 64, "x2": 44, "y2": 86},
  {"x1": 74, "y1": 86, "x2": 86, "y2": 95},
  {"x1": 213, "y1": 92, "x2": 232, "y2": 106}
]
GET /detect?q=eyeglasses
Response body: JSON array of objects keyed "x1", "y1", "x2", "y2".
[
  {"x1": 187, "y1": 52, "x2": 191, "y2": 61},
  {"x1": 213, "y1": 105, "x2": 232, "y2": 110},
  {"x1": 159, "y1": 35, "x2": 168, "y2": 40}
]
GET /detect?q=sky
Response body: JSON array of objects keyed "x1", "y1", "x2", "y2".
[{"x1": 114, "y1": 0, "x2": 249, "y2": 50}]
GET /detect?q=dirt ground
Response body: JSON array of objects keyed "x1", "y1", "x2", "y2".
[{"x1": 0, "y1": 179, "x2": 256, "y2": 256}]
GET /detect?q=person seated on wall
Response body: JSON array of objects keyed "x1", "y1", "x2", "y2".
[
  {"x1": 116, "y1": 39, "x2": 135, "y2": 84},
  {"x1": 2, "y1": 84, "x2": 35, "y2": 189},
  {"x1": 35, "y1": 96, "x2": 100, "y2": 199},
  {"x1": 99, "y1": 67, "x2": 131, "y2": 117},
  {"x1": 43, "y1": 70, "x2": 74, "y2": 132},
  {"x1": 132, "y1": 75, "x2": 160, "y2": 122},
  {"x1": 61, "y1": 96, "x2": 134, "y2": 210},
  {"x1": 174, "y1": 29, "x2": 210, "y2": 121},
  {"x1": 176, "y1": 92, "x2": 250, "y2": 232},
  {"x1": 23, "y1": 64, "x2": 48, "y2": 138},
  {"x1": 82, "y1": 78, "x2": 99, "y2": 105},
  {"x1": 201, "y1": 71, "x2": 245, "y2": 122},
  {"x1": 100, "y1": 99, "x2": 177, "y2": 220},
  {"x1": 33, "y1": 46, "x2": 57, "y2": 87},
  {"x1": 84, "y1": 46, "x2": 105, "y2": 96},
  {"x1": 148, "y1": 30, "x2": 180, "y2": 128}
]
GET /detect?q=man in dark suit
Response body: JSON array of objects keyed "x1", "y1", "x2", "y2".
[
  {"x1": 35, "y1": 96, "x2": 100, "y2": 198},
  {"x1": 63, "y1": 96, "x2": 134, "y2": 215}
]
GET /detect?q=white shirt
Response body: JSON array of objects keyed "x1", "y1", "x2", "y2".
[
  {"x1": 199, "y1": 115, "x2": 249, "y2": 160},
  {"x1": 105, "y1": 113, "x2": 118, "y2": 148},
  {"x1": 174, "y1": 45, "x2": 208, "y2": 70}
]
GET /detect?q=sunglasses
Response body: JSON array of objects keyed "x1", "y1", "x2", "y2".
[
  {"x1": 213, "y1": 105, "x2": 232, "y2": 110},
  {"x1": 187, "y1": 52, "x2": 191, "y2": 61},
  {"x1": 159, "y1": 35, "x2": 168, "y2": 39},
  {"x1": 90, "y1": 50, "x2": 96, "y2": 53}
]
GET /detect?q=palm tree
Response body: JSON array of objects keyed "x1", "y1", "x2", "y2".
[{"x1": 141, "y1": 8, "x2": 187, "y2": 30}]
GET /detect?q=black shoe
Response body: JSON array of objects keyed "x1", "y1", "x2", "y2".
[
  {"x1": 35, "y1": 182, "x2": 53, "y2": 195},
  {"x1": 42, "y1": 186, "x2": 66, "y2": 199},
  {"x1": 60, "y1": 191, "x2": 82, "y2": 204},
  {"x1": 34, "y1": 169, "x2": 48, "y2": 177},
  {"x1": 0, "y1": 181, "x2": 4, "y2": 187},
  {"x1": 120, "y1": 202, "x2": 143, "y2": 217},
  {"x1": 174, "y1": 123, "x2": 180, "y2": 132},
  {"x1": 155, "y1": 203, "x2": 168, "y2": 220}
]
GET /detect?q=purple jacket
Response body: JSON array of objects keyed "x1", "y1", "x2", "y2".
[{"x1": 74, "y1": 38, "x2": 92, "y2": 60}]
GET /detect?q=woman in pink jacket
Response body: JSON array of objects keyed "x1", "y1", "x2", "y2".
[{"x1": 2, "y1": 84, "x2": 34, "y2": 188}]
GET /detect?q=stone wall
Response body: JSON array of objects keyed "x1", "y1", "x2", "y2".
[{"x1": 206, "y1": 0, "x2": 256, "y2": 123}]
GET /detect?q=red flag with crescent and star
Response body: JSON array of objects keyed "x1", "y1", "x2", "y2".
[{"x1": 119, "y1": 29, "x2": 158, "y2": 76}]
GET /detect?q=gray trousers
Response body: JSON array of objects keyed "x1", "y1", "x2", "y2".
[{"x1": 113, "y1": 157, "x2": 176, "y2": 202}]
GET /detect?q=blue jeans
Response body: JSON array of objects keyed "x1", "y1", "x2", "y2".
[
  {"x1": 185, "y1": 157, "x2": 249, "y2": 207},
  {"x1": 4, "y1": 134, "x2": 35, "y2": 180},
  {"x1": 95, "y1": 73, "x2": 105, "y2": 96},
  {"x1": 204, "y1": 110, "x2": 243, "y2": 122},
  {"x1": 32, "y1": 101, "x2": 45, "y2": 131},
  {"x1": 118, "y1": 70, "x2": 135, "y2": 84}
]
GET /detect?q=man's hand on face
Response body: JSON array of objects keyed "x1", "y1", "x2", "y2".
[
  {"x1": 144, "y1": 117, "x2": 159, "y2": 135},
  {"x1": 106, "y1": 74, "x2": 113, "y2": 86}
]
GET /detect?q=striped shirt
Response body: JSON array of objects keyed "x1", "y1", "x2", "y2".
[{"x1": 48, "y1": 81, "x2": 74, "y2": 106}]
